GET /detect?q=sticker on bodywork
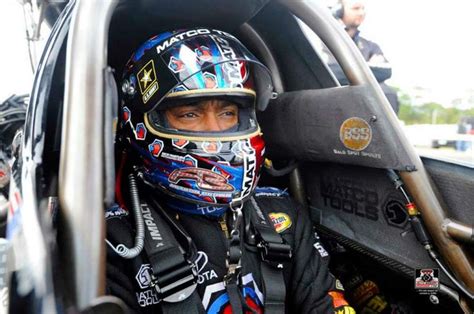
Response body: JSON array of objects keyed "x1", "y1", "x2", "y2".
[{"x1": 339, "y1": 117, "x2": 372, "y2": 151}]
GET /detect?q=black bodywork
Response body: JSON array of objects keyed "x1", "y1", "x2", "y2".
[{"x1": 4, "y1": 0, "x2": 473, "y2": 313}]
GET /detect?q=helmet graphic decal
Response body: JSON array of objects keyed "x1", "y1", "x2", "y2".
[
  {"x1": 195, "y1": 45, "x2": 212, "y2": 62},
  {"x1": 184, "y1": 155, "x2": 198, "y2": 167},
  {"x1": 135, "y1": 123, "x2": 147, "y2": 140},
  {"x1": 122, "y1": 106, "x2": 131, "y2": 123},
  {"x1": 202, "y1": 141, "x2": 222, "y2": 154},
  {"x1": 168, "y1": 168, "x2": 234, "y2": 192},
  {"x1": 202, "y1": 72, "x2": 217, "y2": 89},
  {"x1": 168, "y1": 56, "x2": 186, "y2": 73},
  {"x1": 172, "y1": 138, "x2": 190, "y2": 149},
  {"x1": 148, "y1": 139, "x2": 164, "y2": 157}
]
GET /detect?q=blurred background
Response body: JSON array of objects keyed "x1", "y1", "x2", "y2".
[{"x1": 1, "y1": 0, "x2": 473, "y2": 165}]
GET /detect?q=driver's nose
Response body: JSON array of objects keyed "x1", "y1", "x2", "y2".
[{"x1": 202, "y1": 113, "x2": 224, "y2": 132}]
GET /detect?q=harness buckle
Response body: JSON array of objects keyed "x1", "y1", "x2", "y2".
[
  {"x1": 257, "y1": 238, "x2": 293, "y2": 268},
  {"x1": 152, "y1": 260, "x2": 198, "y2": 303}
]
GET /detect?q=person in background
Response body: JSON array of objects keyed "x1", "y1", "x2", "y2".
[{"x1": 327, "y1": 0, "x2": 400, "y2": 114}]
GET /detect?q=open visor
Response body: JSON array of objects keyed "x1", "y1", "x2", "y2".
[{"x1": 125, "y1": 30, "x2": 274, "y2": 114}]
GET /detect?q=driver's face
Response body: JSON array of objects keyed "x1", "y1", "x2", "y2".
[{"x1": 165, "y1": 99, "x2": 239, "y2": 132}]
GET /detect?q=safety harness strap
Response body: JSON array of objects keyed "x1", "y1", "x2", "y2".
[
  {"x1": 246, "y1": 197, "x2": 292, "y2": 314},
  {"x1": 140, "y1": 202, "x2": 203, "y2": 313}
]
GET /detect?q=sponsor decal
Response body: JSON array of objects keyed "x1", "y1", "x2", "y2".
[
  {"x1": 415, "y1": 268, "x2": 439, "y2": 291},
  {"x1": 254, "y1": 187, "x2": 289, "y2": 198},
  {"x1": 148, "y1": 139, "x2": 164, "y2": 157},
  {"x1": 136, "y1": 290, "x2": 160, "y2": 307},
  {"x1": 169, "y1": 184, "x2": 232, "y2": 198},
  {"x1": 194, "y1": 251, "x2": 218, "y2": 284},
  {"x1": 169, "y1": 168, "x2": 234, "y2": 192},
  {"x1": 239, "y1": 140, "x2": 256, "y2": 200},
  {"x1": 320, "y1": 176, "x2": 379, "y2": 221},
  {"x1": 213, "y1": 36, "x2": 247, "y2": 88},
  {"x1": 202, "y1": 273, "x2": 263, "y2": 314},
  {"x1": 268, "y1": 212, "x2": 292, "y2": 233},
  {"x1": 329, "y1": 291, "x2": 350, "y2": 309},
  {"x1": 105, "y1": 204, "x2": 128, "y2": 220},
  {"x1": 141, "y1": 204, "x2": 164, "y2": 248},
  {"x1": 339, "y1": 117, "x2": 372, "y2": 151},
  {"x1": 202, "y1": 141, "x2": 222, "y2": 154},
  {"x1": 351, "y1": 280, "x2": 380, "y2": 306},
  {"x1": 161, "y1": 152, "x2": 197, "y2": 165},
  {"x1": 313, "y1": 242, "x2": 329, "y2": 258},
  {"x1": 172, "y1": 138, "x2": 189, "y2": 149},
  {"x1": 137, "y1": 60, "x2": 159, "y2": 104},
  {"x1": 197, "y1": 204, "x2": 223, "y2": 215},
  {"x1": 135, "y1": 123, "x2": 147, "y2": 140},
  {"x1": 156, "y1": 29, "x2": 212, "y2": 54},
  {"x1": 135, "y1": 264, "x2": 154, "y2": 289},
  {"x1": 383, "y1": 198, "x2": 409, "y2": 229}
]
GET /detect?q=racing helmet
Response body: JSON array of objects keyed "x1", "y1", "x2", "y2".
[{"x1": 120, "y1": 28, "x2": 274, "y2": 215}]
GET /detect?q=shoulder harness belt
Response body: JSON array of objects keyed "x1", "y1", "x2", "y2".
[
  {"x1": 245, "y1": 197, "x2": 293, "y2": 314},
  {"x1": 141, "y1": 197, "x2": 204, "y2": 314}
]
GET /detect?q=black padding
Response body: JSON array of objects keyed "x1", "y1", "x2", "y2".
[
  {"x1": 258, "y1": 87, "x2": 415, "y2": 170},
  {"x1": 303, "y1": 162, "x2": 454, "y2": 286},
  {"x1": 109, "y1": 0, "x2": 269, "y2": 76},
  {"x1": 421, "y1": 157, "x2": 474, "y2": 227}
]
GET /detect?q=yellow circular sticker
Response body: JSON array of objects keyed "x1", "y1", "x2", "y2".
[{"x1": 339, "y1": 117, "x2": 372, "y2": 151}]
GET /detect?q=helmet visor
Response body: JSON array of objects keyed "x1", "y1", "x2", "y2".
[{"x1": 127, "y1": 30, "x2": 273, "y2": 114}]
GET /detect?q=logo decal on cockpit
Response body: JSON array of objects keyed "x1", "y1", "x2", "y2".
[{"x1": 339, "y1": 117, "x2": 372, "y2": 151}]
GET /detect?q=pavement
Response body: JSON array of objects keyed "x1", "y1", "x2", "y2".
[{"x1": 415, "y1": 146, "x2": 474, "y2": 167}]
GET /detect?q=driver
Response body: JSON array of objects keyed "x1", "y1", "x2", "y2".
[{"x1": 106, "y1": 27, "x2": 354, "y2": 314}]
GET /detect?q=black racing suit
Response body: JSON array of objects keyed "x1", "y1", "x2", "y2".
[{"x1": 105, "y1": 187, "x2": 349, "y2": 313}]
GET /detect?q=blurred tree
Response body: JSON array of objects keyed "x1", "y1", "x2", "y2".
[{"x1": 396, "y1": 88, "x2": 473, "y2": 125}]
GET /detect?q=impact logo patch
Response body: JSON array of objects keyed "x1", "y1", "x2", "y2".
[
  {"x1": 268, "y1": 212, "x2": 292, "y2": 233},
  {"x1": 339, "y1": 117, "x2": 372, "y2": 151},
  {"x1": 137, "y1": 60, "x2": 159, "y2": 104}
]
